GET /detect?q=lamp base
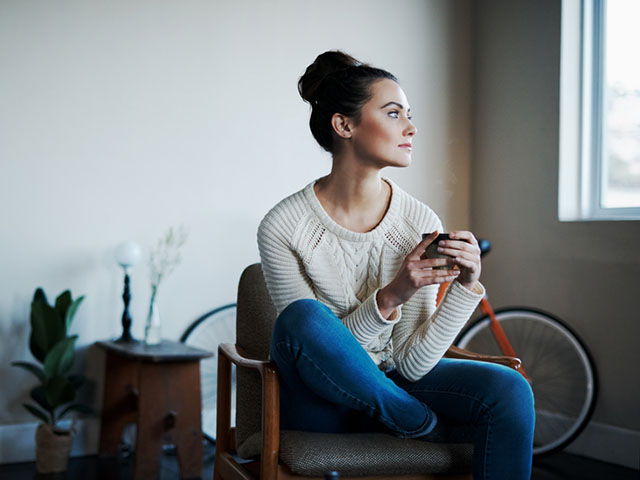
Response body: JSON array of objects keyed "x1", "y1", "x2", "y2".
[
  {"x1": 114, "y1": 332, "x2": 140, "y2": 344},
  {"x1": 117, "y1": 271, "x2": 138, "y2": 344}
]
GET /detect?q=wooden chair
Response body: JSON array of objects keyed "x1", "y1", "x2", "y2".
[{"x1": 213, "y1": 264, "x2": 522, "y2": 480}]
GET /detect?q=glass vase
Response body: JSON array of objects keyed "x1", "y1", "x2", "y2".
[{"x1": 144, "y1": 300, "x2": 162, "y2": 345}]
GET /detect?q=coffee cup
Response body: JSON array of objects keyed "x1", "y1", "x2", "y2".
[{"x1": 422, "y1": 233, "x2": 454, "y2": 269}]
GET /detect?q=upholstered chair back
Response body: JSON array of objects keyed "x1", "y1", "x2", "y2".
[{"x1": 234, "y1": 263, "x2": 277, "y2": 453}]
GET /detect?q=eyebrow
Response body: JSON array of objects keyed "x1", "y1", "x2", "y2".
[{"x1": 380, "y1": 101, "x2": 411, "y2": 112}]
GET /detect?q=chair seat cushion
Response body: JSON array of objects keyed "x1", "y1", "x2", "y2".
[{"x1": 237, "y1": 430, "x2": 473, "y2": 476}]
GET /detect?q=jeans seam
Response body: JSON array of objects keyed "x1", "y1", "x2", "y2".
[{"x1": 482, "y1": 409, "x2": 493, "y2": 480}]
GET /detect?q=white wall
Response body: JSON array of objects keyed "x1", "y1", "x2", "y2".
[{"x1": 0, "y1": 0, "x2": 473, "y2": 456}]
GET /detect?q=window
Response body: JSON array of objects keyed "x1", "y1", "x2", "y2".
[{"x1": 559, "y1": 0, "x2": 640, "y2": 221}]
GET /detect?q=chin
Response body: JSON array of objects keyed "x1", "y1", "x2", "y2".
[
  {"x1": 380, "y1": 158, "x2": 411, "y2": 169},
  {"x1": 392, "y1": 156, "x2": 412, "y2": 168},
  {"x1": 368, "y1": 152, "x2": 412, "y2": 169}
]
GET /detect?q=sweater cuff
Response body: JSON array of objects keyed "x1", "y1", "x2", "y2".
[
  {"x1": 373, "y1": 288, "x2": 402, "y2": 323},
  {"x1": 449, "y1": 279, "x2": 485, "y2": 305},
  {"x1": 360, "y1": 289, "x2": 399, "y2": 326},
  {"x1": 343, "y1": 289, "x2": 399, "y2": 345}
]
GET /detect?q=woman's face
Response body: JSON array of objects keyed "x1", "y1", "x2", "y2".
[{"x1": 348, "y1": 79, "x2": 417, "y2": 168}]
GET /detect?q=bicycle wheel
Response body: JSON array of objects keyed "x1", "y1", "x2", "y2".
[
  {"x1": 456, "y1": 307, "x2": 598, "y2": 457},
  {"x1": 181, "y1": 303, "x2": 237, "y2": 443}
]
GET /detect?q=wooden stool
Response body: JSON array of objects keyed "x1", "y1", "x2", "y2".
[{"x1": 97, "y1": 339, "x2": 212, "y2": 479}]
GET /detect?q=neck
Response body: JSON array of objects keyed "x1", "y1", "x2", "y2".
[
  {"x1": 314, "y1": 155, "x2": 391, "y2": 233},
  {"x1": 318, "y1": 161, "x2": 386, "y2": 209}
]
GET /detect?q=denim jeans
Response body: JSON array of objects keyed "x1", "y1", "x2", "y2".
[{"x1": 270, "y1": 299, "x2": 535, "y2": 480}]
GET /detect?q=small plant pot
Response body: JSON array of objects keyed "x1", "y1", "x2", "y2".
[{"x1": 35, "y1": 423, "x2": 75, "y2": 473}]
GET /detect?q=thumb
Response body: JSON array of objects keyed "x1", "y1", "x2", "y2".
[{"x1": 409, "y1": 231, "x2": 439, "y2": 260}]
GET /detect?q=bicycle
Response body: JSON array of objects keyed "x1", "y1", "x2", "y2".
[{"x1": 450, "y1": 239, "x2": 598, "y2": 457}]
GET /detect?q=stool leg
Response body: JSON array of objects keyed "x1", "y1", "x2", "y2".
[
  {"x1": 135, "y1": 362, "x2": 166, "y2": 480},
  {"x1": 99, "y1": 352, "x2": 138, "y2": 456},
  {"x1": 172, "y1": 363, "x2": 204, "y2": 479},
  {"x1": 136, "y1": 361, "x2": 204, "y2": 480}
]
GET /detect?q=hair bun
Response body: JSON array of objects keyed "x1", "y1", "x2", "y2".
[
  {"x1": 297, "y1": 51, "x2": 397, "y2": 153},
  {"x1": 298, "y1": 50, "x2": 362, "y2": 104}
]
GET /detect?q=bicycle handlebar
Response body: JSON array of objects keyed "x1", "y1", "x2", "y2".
[{"x1": 478, "y1": 239, "x2": 491, "y2": 257}]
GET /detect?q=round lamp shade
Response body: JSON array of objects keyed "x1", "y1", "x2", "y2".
[{"x1": 115, "y1": 240, "x2": 142, "y2": 268}]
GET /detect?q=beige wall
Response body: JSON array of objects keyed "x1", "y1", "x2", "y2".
[{"x1": 470, "y1": 0, "x2": 640, "y2": 432}]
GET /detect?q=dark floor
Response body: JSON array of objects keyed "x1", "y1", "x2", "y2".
[{"x1": 0, "y1": 442, "x2": 637, "y2": 479}]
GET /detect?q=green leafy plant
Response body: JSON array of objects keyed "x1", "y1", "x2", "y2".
[{"x1": 12, "y1": 288, "x2": 92, "y2": 426}]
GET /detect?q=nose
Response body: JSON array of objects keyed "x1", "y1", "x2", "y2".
[{"x1": 404, "y1": 118, "x2": 417, "y2": 137}]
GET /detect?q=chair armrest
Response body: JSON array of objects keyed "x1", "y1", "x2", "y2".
[
  {"x1": 445, "y1": 345, "x2": 522, "y2": 371},
  {"x1": 219, "y1": 343, "x2": 277, "y2": 373},
  {"x1": 218, "y1": 343, "x2": 280, "y2": 480}
]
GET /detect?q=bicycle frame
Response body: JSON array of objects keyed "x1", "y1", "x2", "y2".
[{"x1": 437, "y1": 281, "x2": 531, "y2": 381}]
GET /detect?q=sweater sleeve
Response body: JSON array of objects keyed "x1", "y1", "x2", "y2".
[
  {"x1": 392, "y1": 279, "x2": 484, "y2": 382},
  {"x1": 257, "y1": 208, "x2": 317, "y2": 315},
  {"x1": 388, "y1": 195, "x2": 485, "y2": 382}
]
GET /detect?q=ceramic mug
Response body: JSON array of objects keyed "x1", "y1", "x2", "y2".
[{"x1": 422, "y1": 233, "x2": 454, "y2": 269}]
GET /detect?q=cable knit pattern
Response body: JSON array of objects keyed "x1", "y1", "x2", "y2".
[{"x1": 257, "y1": 178, "x2": 484, "y2": 382}]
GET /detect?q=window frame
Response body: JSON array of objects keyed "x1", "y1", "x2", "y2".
[{"x1": 559, "y1": 0, "x2": 640, "y2": 221}]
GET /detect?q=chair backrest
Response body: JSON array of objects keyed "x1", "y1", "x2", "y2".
[{"x1": 235, "y1": 263, "x2": 278, "y2": 451}]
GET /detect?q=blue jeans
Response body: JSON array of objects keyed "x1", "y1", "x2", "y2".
[{"x1": 270, "y1": 299, "x2": 535, "y2": 480}]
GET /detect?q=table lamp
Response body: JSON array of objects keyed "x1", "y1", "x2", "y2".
[{"x1": 115, "y1": 240, "x2": 142, "y2": 343}]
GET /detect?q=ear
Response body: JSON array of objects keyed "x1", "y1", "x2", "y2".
[{"x1": 330, "y1": 113, "x2": 354, "y2": 139}]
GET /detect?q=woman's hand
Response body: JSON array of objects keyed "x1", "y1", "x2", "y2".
[
  {"x1": 376, "y1": 231, "x2": 460, "y2": 319},
  {"x1": 437, "y1": 230, "x2": 482, "y2": 291}
]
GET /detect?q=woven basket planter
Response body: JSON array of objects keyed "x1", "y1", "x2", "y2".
[{"x1": 35, "y1": 423, "x2": 75, "y2": 473}]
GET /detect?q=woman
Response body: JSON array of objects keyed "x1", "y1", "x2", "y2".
[{"x1": 257, "y1": 51, "x2": 534, "y2": 479}]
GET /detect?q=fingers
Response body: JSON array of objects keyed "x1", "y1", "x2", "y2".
[
  {"x1": 437, "y1": 245, "x2": 479, "y2": 263},
  {"x1": 409, "y1": 230, "x2": 439, "y2": 260},
  {"x1": 410, "y1": 259, "x2": 460, "y2": 277},
  {"x1": 418, "y1": 268, "x2": 460, "y2": 285},
  {"x1": 415, "y1": 256, "x2": 455, "y2": 269},
  {"x1": 437, "y1": 231, "x2": 481, "y2": 258},
  {"x1": 436, "y1": 247, "x2": 480, "y2": 275},
  {"x1": 452, "y1": 256, "x2": 478, "y2": 272},
  {"x1": 450, "y1": 231, "x2": 479, "y2": 246},
  {"x1": 409, "y1": 231, "x2": 477, "y2": 262},
  {"x1": 406, "y1": 231, "x2": 480, "y2": 289}
]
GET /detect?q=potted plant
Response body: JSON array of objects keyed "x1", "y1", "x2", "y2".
[{"x1": 12, "y1": 288, "x2": 92, "y2": 473}]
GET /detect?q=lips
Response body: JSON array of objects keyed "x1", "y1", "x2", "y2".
[{"x1": 398, "y1": 143, "x2": 412, "y2": 148}]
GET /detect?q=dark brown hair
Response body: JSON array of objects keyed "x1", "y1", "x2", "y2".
[{"x1": 298, "y1": 51, "x2": 398, "y2": 153}]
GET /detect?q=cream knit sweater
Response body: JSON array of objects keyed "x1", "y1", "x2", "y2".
[{"x1": 257, "y1": 178, "x2": 484, "y2": 382}]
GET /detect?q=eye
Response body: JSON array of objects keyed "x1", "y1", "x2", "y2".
[
  {"x1": 407, "y1": 113, "x2": 413, "y2": 120},
  {"x1": 388, "y1": 110, "x2": 399, "y2": 118}
]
